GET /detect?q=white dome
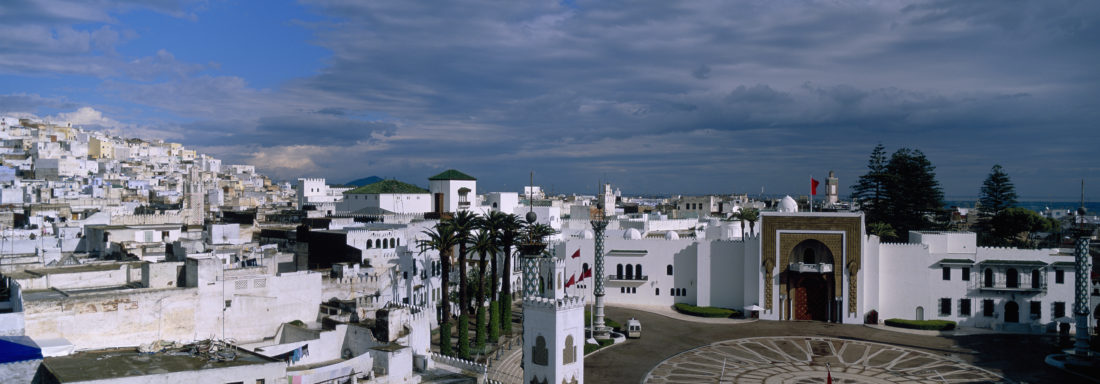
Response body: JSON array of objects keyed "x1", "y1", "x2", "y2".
[
  {"x1": 778, "y1": 195, "x2": 798, "y2": 213},
  {"x1": 623, "y1": 228, "x2": 642, "y2": 240},
  {"x1": 582, "y1": 230, "x2": 594, "y2": 239},
  {"x1": 664, "y1": 231, "x2": 679, "y2": 240}
]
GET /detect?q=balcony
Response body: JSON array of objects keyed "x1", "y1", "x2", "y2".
[
  {"x1": 978, "y1": 280, "x2": 1046, "y2": 294},
  {"x1": 607, "y1": 274, "x2": 648, "y2": 287},
  {"x1": 788, "y1": 262, "x2": 833, "y2": 274}
]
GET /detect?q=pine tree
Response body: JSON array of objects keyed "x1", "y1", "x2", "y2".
[
  {"x1": 851, "y1": 144, "x2": 890, "y2": 225},
  {"x1": 882, "y1": 148, "x2": 945, "y2": 238},
  {"x1": 979, "y1": 164, "x2": 1017, "y2": 218}
]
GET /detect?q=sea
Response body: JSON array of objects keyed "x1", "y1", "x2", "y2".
[{"x1": 944, "y1": 200, "x2": 1100, "y2": 214}]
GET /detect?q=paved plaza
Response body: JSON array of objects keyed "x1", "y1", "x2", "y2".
[{"x1": 584, "y1": 306, "x2": 1084, "y2": 384}]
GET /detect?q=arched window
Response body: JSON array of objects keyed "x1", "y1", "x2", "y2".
[
  {"x1": 1031, "y1": 270, "x2": 1040, "y2": 289},
  {"x1": 533, "y1": 336, "x2": 548, "y2": 366},
  {"x1": 366, "y1": 239, "x2": 373, "y2": 249},
  {"x1": 625, "y1": 264, "x2": 634, "y2": 279},
  {"x1": 984, "y1": 268, "x2": 994, "y2": 288},
  {"x1": 583, "y1": 263, "x2": 589, "y2": 274},
  {"x1": 1006, "y1": 268, "x2": 1019, "y2": 288},
  {"x1": 616, "y1": 264, "x2": 623, "y2": 279},
  {"x1": 667, "y1": 264, "x2": 673, "y2": 275},
  {"x1": 390, "y1": 238, "x2": 396, "y2": 248},
  {"x1": 803, "y1": 249, "x2": 815, "y2": 264},
  {"x1": 563, "y1": 335, "x2": 576, "y2": 364},
  {"x1": 557, "y1": 272, "x2": 562, "y2": 290},
  {"x1": 635, "y1": 264, "x2": 642, "y2": 279}
]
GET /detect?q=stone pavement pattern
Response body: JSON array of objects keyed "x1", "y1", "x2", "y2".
[{"x1": 645, "y1": 336, "x2": 1003, "y2": 383}]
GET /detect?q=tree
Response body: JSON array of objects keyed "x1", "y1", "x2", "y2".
[
  {"x1": 979, "y1": 165, "x2": 1018, "y2": 217},
  {"x1": 739, "y1": 207, "x2": 759, "y2": 237},
  {"x1": 450, "y1": 210, "x2": 478, "y2": 358},
  {"x1": 418, "y1": 222, "x2": 459, "y2": 356},
  {"x1": 851, "y1": 144, "x2": 890, "y2": 224},
  {"x1": 867, "y1": 222, "x2": 897, "y2": 240},
  {"x1": 991, "y1": 207, "x2": 1050, "y2": 248},
  {"x1": 496, "y1": 213, "x2": 524, "y2": 334},
  {"x1": 882, "y1": 148, "x2": 945, "y2": 240},
  {"x1": 482, "y1": 210, "x2": 507, "y2": 342},
  {"x1": 469, "y1": 228, "x2": 494, "y2": 351}
]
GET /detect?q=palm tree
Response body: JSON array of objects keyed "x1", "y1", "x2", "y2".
[
  {"x1": 481, "y1": 210, "x2": 507, "y2": 341},
  {"x1": 418, "y1": 221, "x2": 459, "y2": 356},
  {"x1": 740, "y1": 207, "x2": 759, "y2": 237},
  {"x1": 469, "y1": 228, "x2": 493, "y2": 350},
  {"x1": 497, "y1": 213, "x2": 524, "y2": 334},
  {"x1": 450, "y1": 210, "x2": 478, "y2": 358}
]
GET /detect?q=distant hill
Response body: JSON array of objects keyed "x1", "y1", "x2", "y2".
[{"x1": 346, "y1": 176, "x2": 384, "y2": 187}]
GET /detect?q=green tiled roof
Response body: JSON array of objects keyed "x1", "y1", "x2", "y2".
[
  {"x1": 345, "y1": 180, "x2": 428, "y2": 194},
  {"x1": 980, "y1": 260, "x2": 1047, "y2": 266},
  {"x1": 428, "y1": 169, "x2": 476, "y2": 181},
  {"x1": 1050, "y1": 261, "x2": 1076, "y2": 268},
  {"x1": 937, "y1": 258, "x2": 974, "y2": 265}
]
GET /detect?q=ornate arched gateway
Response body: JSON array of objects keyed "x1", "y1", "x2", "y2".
[{"x1": 760, "y1": 213, "x2": 863, "y2": 323}]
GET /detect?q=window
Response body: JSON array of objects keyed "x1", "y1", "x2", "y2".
[
  {"x1": 625, "y1": 264, "x2": 633, "y2": 279},
  {"x1": 620, "y1": 287, "x2": 625, "y2": 293},
  {"x1": 942, "y1": 267, "x2": 951, "y2": 281},
  {"x1": 1031, "y1": 270, "x2": 1040, "y2": 289},
  {"x1": 960, "y1": 299, "x2": 971, "y2": 316},
  {"x1": 939, "y1": 298, "x2": 951, "y2": 316},
  {"x1": 635, "y1": 264, "x2": 642, "y2": 279},
  {"x1": 667, "y1": 265, "x2": 673, "y2": 275},
  {"x1": 1054, "y1": 302, "x2": 1066, "y2": 318},
  {"x1": 655, "y1": 288, "x2": 660, "y2": 296},
  {"x1": 1056, "y1": 269, "x2": 1064, "y2": 284},
  {"x1": 984, "y1": 268, "x2": 994, "y2": 288},
  {"x1": 962, "y1": 267, "x2": 970, "y2": 281},
  {"x1": 616, "y1": 264, "x2": 623, "y2": 279},
  {"x1": 983, "y1": 299, "x2": 994, "y2": 317},
  {"x1": 1030, "y1": 301, "x2": 1041, "y2": 318},
  {"x1": 563, "y1": 335, "x2": 576, "y2": 364},
  {"x1": 1006, "y1": 268, "x2": 1019, "y2": 288}
]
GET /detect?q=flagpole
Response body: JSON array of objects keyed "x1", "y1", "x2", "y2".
[{"x1": 810, "y1": 175, "x2": 813, "y2": 213}]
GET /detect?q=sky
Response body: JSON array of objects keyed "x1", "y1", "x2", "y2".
[{"x1": 1, "y1": 0, "x2": 1098, "y2": 200}]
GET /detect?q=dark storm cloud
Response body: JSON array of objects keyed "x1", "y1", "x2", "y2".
[{"x1": 7, "y1": 0, "x2": 1098, "y2": 197}]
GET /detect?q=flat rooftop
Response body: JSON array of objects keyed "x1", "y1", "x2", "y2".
[{"x1": 43, "y1": 345, "x2": 277, "y2": 382}]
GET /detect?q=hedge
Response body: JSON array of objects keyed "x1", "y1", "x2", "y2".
[
  {"x1": 674, "y1": 303, "x2": 742, "y2": 318},
  {"x1": 584, "y1": 339, "x2": 614, "y2": 355},
  {"x1": 884, "y1": 318, "x2": 956, "y2": 331}
]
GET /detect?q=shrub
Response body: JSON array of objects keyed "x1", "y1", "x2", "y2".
[
  {"x1": 674, "y1": 303, "x2": 741, "y2": 318},
  {"x1": 440, "y1": 323, "x2": 452, "y2": 356},
  {"x1": 884, "y1": 318, "x2": 956, "y2": 331},
  {"x1": 584, "y1": 339, "x2": 615, "y2": 355}
]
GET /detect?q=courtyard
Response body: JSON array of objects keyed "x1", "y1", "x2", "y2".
[{"x1": 583, "y1": 305, "x2": 1086, "y2": 383}]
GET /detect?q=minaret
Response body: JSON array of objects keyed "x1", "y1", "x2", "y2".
[
  {"x1": 1073, "y1": 238, "x2": 1092, "y2": 357},
  {"x1": 826, "y1": 170, "x2": 839, "y2": 206},
  {"x1": 590, "y1": 197, "x2": 610, "y2": 340}
]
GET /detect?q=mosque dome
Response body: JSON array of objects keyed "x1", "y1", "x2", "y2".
[
  {"x1": 623, "y1": 228, "x2": 642, "y2": 240},
  {"x1": 778, "y1": 195, "x2": 798, "y2": 213},
  {"x1": 664, "y1": 231, "x2": 680, "y2": 240}
]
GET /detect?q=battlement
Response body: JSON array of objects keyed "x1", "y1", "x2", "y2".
[
  {"x1": 431, "y1": 352, "x2": 487, "y2": 374},
  {"x1": 523, "y1": 295, "x2": 585, "y2": 310}
]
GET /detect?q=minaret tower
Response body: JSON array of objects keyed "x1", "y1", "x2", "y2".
[
  {"x1": 1073, "y1": 238, "x2": 1092, "y2": 357},
  {"x1": 590, "y1": 187, "x2": 610, "y2": 340},
  {"x1": 522, "y1": 174, "x2": 584, "y2": 384}
]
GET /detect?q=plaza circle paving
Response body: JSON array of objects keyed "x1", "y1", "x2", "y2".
[
  {"x1": 644, "y1": 336, "x2": 1003, "y2": 383},
  {"x1": 583, "y1": 305, "x2": 1079, "y2": 384}
]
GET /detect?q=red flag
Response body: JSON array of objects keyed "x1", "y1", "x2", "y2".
[
  {"x1": 826, "y1": 364, "x2": 832, "y2": 384},
  {"x1": 565, "y1": 275, "x2": 576, "y2": 288},
  {"x1": 811, "y1": 178, "x2": 820, "y2": 196},
  {"x1": 583, "y1": 267, "x2": 592, "y2": 279},
  {"x1": 571, "y1": 249, "x2": 580, "y2": 259}
]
